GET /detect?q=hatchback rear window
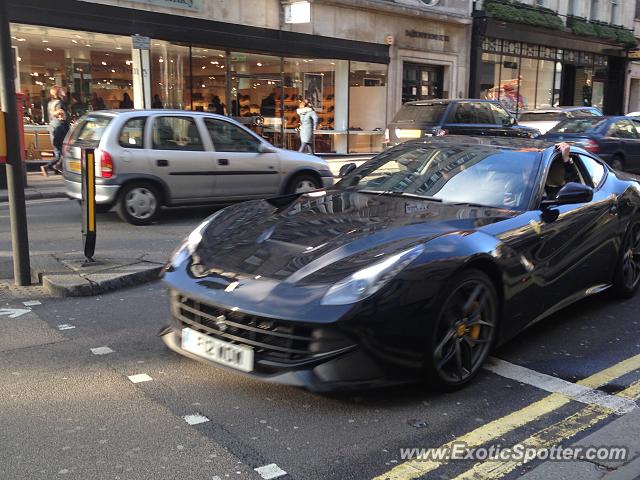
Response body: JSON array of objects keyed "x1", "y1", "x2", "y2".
[
  {"x1": 70, "y1": 115, "x2": 113, "y2": 144},
  {"x1": 392, "y1": 104, "x2": 447, "y2": 125},
  {"x1": 518, "y1": 112, "x2": 563, "y2": 122},
  {"x1": 547, "y1": 118, "x2": 606, "y2": 134}
]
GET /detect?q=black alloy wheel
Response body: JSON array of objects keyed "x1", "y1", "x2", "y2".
[
  {"x1": 612, "y1": 221, "x2": 640, "y2": 298},
  {"x1": 611, "y1": 155, "x2": 624, "y2": 172},
  {"x1": 425, "y1": 269, "x2": 498, "y2": 389}
]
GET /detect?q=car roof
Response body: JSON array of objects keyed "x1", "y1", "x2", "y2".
[
  {"x1": 519, "y1": 106, "x2": 599, "y2": 114},
  {"x1": 402, "y1": 99, "x2": 499, "y2": 106},
  {"x1": 401, "y1": 135, "x2": 556, "y2": 151},
  {"x1": 83, "y1": 109, "x2": 230, "y2": 118}
]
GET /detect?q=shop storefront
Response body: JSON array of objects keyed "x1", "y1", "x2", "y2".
[
  {"x1": 7, "y1": 0, "x2": 391, "y2": 155},
  {"x1": 470, "y1": 14, "x2": 628, "y2": 115}
]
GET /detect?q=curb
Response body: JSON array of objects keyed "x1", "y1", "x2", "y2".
[
  {"x1": 42, "y1": 264, "x2": 164, "y2": 297},
  {"x1": 0, "y1": 190, "x2": 68, "y2": 203}
]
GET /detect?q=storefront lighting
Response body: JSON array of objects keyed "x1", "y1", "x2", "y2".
[
  {"x1": 42, "y1": 39, "x2": 49, "y2": 43},
  {"x1": 17, "y1": 57, "x2": 21, "y2": 62},
  {"x1": 17, "y1": 38, "x2": 26, "y2": 42},
  {"x1": 201, "y1": 84, "x2": 206, "y2": 88},
  {"x1": 85, "y1": 44, "x2": 91, "y2": 47},
  {"x1": 201, "y1": 66, "x2": 206, "y2": 69},
  {"x1": 45, "y1": 48, "x2": 52, "y2": 52},
  {"x1": 111, "y1": 69, "x2": 115, "y2": 73},
  {"x1": 257, "y1": 62, "x2": 263, "y2": 67},
  {"x1": 116, "y1": 47, "x2": 123, "y2": 50},
  {"x1": 159, "y1": 58, "x2": 164, "y2": 63},
  {"x1": 210, "y1": 61, "x2": 218, "y2": 65},
  {"x1": 71, "y1": 40, "x2": 78, "y2": 44},
  {"x1": 219, "y1": 54, "x2": 224, "y2": 58},
  {"x1": 101, "y1": 61, "x2": 107, "y2": 65}
]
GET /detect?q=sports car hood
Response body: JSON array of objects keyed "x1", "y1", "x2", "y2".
[{"x1": 190, "y1": 190, "x2": 516, "y2": 285}]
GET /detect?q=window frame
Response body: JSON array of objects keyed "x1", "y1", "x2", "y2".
[
  {"x1": 118, "y1": 116, "x2": 147, "y2": 149},
  {"x1": 151, "y1": 115, "x2": 205, "y2": 152},
  {"x1": 204, "y1": 117, "x2": 262, "y2": 153},
  {"x1": 576, "y1": 153, "x2": 608, "y2": 189}
]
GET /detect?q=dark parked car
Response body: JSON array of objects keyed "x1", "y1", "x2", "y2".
[
  {"x1": 518, "y1": 107, "x2": 602, "y2": 134},
  {"x1": 540, "y1": 116, "x2": 640, "y2": 172},
  {"x1": 385, "y1": 99, "x2": 539, "y2": 146},
  {"x1": 160, "y1": 137, "x2": 640, "y2": 391}
]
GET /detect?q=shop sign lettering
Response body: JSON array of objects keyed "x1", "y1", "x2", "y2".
[
  {"x1": 405, "y1": 29, "x2": 449, "y2": 42},
  {"x1": 80, "y1": 0, "x2": 202, "y2": 12}
]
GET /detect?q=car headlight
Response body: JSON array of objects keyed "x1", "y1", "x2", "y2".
[
  {"x1": 169, "y1": 212, "x2": 222, "y2": 268},
  {"x1": 320, "y1": 244, "x2": 425, "y2": 305}
]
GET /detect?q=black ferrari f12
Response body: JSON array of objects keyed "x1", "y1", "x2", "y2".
[{"x1": 160, "y1": 137, "x2": 640, "y2": 391}]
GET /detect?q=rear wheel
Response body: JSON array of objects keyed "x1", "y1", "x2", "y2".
[
  {"x1": 424, "y1": 269, "x2": 498, "y2": 390},
  {"x1": 286, "y1": 174, "x2": 322, "y2": 194},
  {"x1": 612, "y1": 220, "x2": 640, "y2": 299},
  {"x1": 117, "y1": 182, "x2": 161, "y2": 225},
  {"x1": 611, "y1": 155, "x2": 624, "y2": 172}
]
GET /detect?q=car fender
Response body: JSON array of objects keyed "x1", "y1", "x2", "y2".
[{"x1": 109, "y1": 173, "x2": 172, "y2": 203}]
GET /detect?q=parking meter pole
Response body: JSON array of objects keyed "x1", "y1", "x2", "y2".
[
  {"x1": 0, "y1": 3, "x2": 31, "y2": 286},
  {"x1": 81, "y1": 148, "x2": 96, "y2": 263}
]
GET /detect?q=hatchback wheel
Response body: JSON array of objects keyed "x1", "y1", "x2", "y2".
[
  {"x1": 424, "y1": 269, "x2": 498, "y2": 390},
  {"x1": 117, "y1": 182, "x2": 161, "y2": 225},
  {"x1": 611, "y1": 155, "x2": 624, "y2": 171},
  {"x1": 287, "y1": 174, "x2": 321, "y2": 194}
]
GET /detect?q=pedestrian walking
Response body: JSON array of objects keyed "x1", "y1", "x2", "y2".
[
  {"x1": 45, "y1": 86, "x2": 67, "y2": 173},
  {"x1": 119, "y1": 92, "x2": 133, "y2": 109},
  {"x1": 296, "y1": 98, "x2": 319, "y2": 154}
]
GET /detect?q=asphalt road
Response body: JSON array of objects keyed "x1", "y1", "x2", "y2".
[{"x1": 1, "y1": 199, "x2": 639, "y2": 480}]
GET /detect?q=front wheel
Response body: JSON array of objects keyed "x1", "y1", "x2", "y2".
[
  {"x1": 611, "y1": 220, "x2": 640, "y2": 299},
  {"x1": 286, "y1": 174, "x2": 322, "y2": 194},
  {"x1": 611, "y1": 155, "x2": 624, "y2": 172},
  {"x1": 424, "y1": 269, "x2": 498, "y2": 390},
  {"x1": 117, "y1": 182, "x2": 161, "y2": 225}
]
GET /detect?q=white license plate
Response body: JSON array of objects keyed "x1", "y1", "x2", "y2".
[{"x1": 181, "y1": 327, "x2": 254, "y2": 372}]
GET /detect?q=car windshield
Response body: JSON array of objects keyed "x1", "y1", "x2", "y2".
[
  {"x1": 70, "y1": 114, "x2": 113, "y2": 144},
  {"x1": 392, "y1": 104, "x2": 447, "y2": 125},
  {"x1": 335, "y1": 144, "x2": 541, "y2": 210},
  {"x1": 547, "y1": 118, "x2": 606, "y2": 134},
  {"x1": 519, "y1": 112, "x2": 563, "y2": 121}
]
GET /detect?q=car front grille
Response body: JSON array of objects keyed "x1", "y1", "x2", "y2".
[{"x1": 171, "y1": 291, "x2": 353, "y2": 363}]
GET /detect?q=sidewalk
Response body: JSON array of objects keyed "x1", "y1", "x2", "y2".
[{"x1": 0, "y1": 171, "x2": 67, "y2": 202}]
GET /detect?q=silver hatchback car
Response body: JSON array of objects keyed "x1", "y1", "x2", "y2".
[{"x1": 62, "y1": 110, "x2": 334, "y2": 225}]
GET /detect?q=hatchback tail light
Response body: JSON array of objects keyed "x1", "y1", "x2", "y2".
[
  {"x1": 95, "y1": 149, "x2": 114, "y2": 178},
  {"x1": 579, "y1": 139, "x2": 599, "y2": 153}
]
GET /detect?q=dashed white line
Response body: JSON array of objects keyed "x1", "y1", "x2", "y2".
[
  {"x1": 22, "y1": 300, "x2": 41, "y2": 306},
  {"x1": 182, "y1": 414, "x2": 210, "y2": 425},
  {"x1": 57, "y1": 324, "x2": 76, "y2": 330},
  {"x1": 485, "y1": 357, "x2": 637, "y2": 415},
  {"x1": 254, "y1": 463, "x2": 287, "y2": 480},
  {"x1": 128, "y1": 373, "x2": 153, "y2": 383},
  {"x1": 90, "y1": 346, "x2": 114, "y2": 355}
]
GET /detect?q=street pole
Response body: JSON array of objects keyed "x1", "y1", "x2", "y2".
[{"x1": 0, "y1": 2, "x2": 31, "y2": 286}]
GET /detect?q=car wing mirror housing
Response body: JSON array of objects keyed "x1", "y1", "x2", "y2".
[
  {"x1": 541, "y1": 182, "x2": 593, "y2": 209},
  {"x1": 339, "y1": 162, "x2": 357, "y2": 177},
  {"x1": 258, "y1": 143, "x2": 276, "y2": 153}
]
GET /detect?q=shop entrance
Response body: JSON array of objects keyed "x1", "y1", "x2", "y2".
[
  {"x1": 402, "y1": 63, "x2": 444, "y2": 103},
  {"x1": 560, "y1": 65, "x2": 605, "y2": 111}
]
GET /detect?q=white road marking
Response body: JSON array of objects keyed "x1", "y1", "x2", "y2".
[
  {"x1": 128, "y1": 373, "x2": 152, "y2": 383},
  {"x1": 90, "y1": 346, "x2": 114, "y2": 355},
  {"x1": 254, "y1": 463, "x2": 287, "y2": 480},
  {"x1": 22, "y1": 300, "x2": 42, "y2": 306},
  {"x1": 57, "y1": 324, "x2": 76, "y2": 330},
  {"x1": 182, "y1": 414, "x2": 210, "y2": 425},
  {"x1": 0, "y1": 308, "x2": 31, "y2": 318},
  {"x1": 485, "y1": 357, "x2": 637, "y2": 415}
]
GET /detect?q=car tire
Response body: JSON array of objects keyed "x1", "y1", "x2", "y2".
[
  {"x1": 611, "y1": 155, "x2": 624, "y2": 172},
  {"x1": 116, "y1": 182, "x2": 161, "y2": 225},
  {"x1": 423, "y1": 269, "x2": 498, "y2": 391},
  {"x1": 286, "y1": 173, "x2": 322, "y2": 194},
  {"x1": 611, "y1": 219, "x2": 640, "y2": 299}
]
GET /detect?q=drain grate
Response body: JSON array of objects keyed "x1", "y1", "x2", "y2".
[{"x1": 0, "y1": 281, "x2": 50, "y2": 302}]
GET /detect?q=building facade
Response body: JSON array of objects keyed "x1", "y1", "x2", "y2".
[
  {"x1": 7, "y1": 0, "x2": 472, "y2": 155},
  {"x1": 470, "y1": 0, "x2": 636, "y2": 115}
]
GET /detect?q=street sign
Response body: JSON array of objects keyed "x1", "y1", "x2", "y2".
[
  {"x1": 132, "y1": 35, "x2": 150, "y2": 50},
  {"x1": 284, "y1": 1, "x2": 310, "y2": 24},
  {"x1": 81, "y1": 148, "x2": 97, "y2": 262}
]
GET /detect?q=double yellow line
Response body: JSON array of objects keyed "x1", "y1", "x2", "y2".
[{"x1": 373, "y1": 354, "x2": 640, "y2": 480}]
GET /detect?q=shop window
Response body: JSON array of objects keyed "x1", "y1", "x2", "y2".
[
  {"x1": 519, "y1": 57, "x2": 537, "y2": 110},
  {"x1": 480, "y1": 52, "x2": 502, "y2": 102},
  {"x1": 152, "y1": 116, "x2": 203, "y2": 151},
  {"x1": 191, "y1": 47, "x2": 227, "y2": 114},
  {"x1": 205, "y1": 118, "x2": 259, "y2": 153},
  {"x1": 119, "y1": 117, "x2": 146, "y2": 148},
  {"x1": 11, "y1": 23, "x2": 134, "y2": 127},
  {"x1": 348, "y1": 61, "x2": 387, "y2": 154},
  {"x1": 151, "y1": 41, "x2": 190, "y2": 110},
  {"x1": 535, "y1": 60, "x2": 555, "y2": 108},
  {"x1": 283, "y1": 57, "x2": 345, "y2": 153}
]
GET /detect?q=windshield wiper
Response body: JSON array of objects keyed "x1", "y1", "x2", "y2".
[{"x1": 357, "y1": 190, "x2": 443, "y2": 202}]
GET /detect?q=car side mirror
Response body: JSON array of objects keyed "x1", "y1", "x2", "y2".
[
  {"x1": 540, "y1": 182, "x2": 593, "y2": 209},
  {"x1": 339, "y1": 162, "x2": 357, "y2": 177},
  {"x1": 258, "y1": 143, "x2": 276, "y2": 154}
]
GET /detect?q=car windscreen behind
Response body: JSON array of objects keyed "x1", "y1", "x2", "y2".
[
  {"x1": 70, "y1": 115, "x2": 113, "y2": 145},
  {"x1": 547, "y1": 118, "x2": 606, "y2": 134},
  {"x1": 518, "y1": 112, "x2": 563, "y2": 122},
  {"x1": 391, "y1": 104, "x2": 447, "y2": 126}
]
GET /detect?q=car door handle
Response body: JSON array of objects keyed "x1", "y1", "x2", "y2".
[
  {"x1": 156, "y1": 159, "x2": 169, "y2": 167},
  {"x1": 218, "y1": 158, "x2": 229, "y2": 166}
]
